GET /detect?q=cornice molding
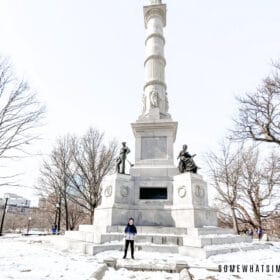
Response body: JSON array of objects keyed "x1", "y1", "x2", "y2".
[
  {"x1": 143, "y1": 4, "x2": 166, "y2": 28},
  {"x1": 144, "y1": 54, "x2": 166, "y2": 67},
  {"x1": 143, "y1": 79, "x2": 167, "y2": 90},
  {"x1": 145, "y1": 33, "x2": 165, "y2": 45}
]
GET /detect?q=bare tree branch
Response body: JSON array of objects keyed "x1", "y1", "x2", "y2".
[
  {"x1": 0, "y1": 55, "x2": 45, "y2": 186},
  {"x1": 230, "y1": 61, "x2": 280, "y2": 145},
  {"x1": 67, "y1": 127, "x2": 118, "y2": 223}
]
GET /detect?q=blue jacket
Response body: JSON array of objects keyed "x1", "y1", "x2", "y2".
[
  {"x1": 124, "y1": 224, "x2": 137, "y2": 241},
  {"x1": 125, "y1": 224, "x2": 137, "y2": 234}
]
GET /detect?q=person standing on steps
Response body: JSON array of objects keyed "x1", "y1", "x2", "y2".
[{"x1": 123, "y1": 218, "x2": 137, "y2": 259}]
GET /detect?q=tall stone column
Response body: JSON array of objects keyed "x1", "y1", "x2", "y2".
[
  {"x1": 140, "y1": 0, "x2": 170, "y2": 120},
  {"x1": 132, "y1": 0, "x2": 177, "y2": 169}
]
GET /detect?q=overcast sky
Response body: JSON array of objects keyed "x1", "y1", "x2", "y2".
[{"x1": 0, "y1": 0, "x2": 280, "y2": 204}]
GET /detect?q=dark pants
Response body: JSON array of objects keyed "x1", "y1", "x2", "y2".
[{"x1": 124, "y1": 239, "x2": 134, "y2": 258}]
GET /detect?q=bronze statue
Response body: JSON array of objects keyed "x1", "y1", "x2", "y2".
[
  {"x1": 177, "y1": 144, "x2": 198, "y2": 173},
  {"x1": 116, "y1": 142, "x2": 131, "y2": 174}
]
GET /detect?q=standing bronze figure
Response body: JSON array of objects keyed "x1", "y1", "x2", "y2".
[
  {"x1": 116, "y1": 142, "x2": 131, "y2": 174},
  {"x1": 177, "y1": 144, "x2": 198, "y2": 173}
]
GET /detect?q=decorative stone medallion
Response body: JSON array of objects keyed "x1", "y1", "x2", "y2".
[
  {"x1": 104, "y1": 185, "x2": 112, "y2": 197},
  {"x1": 178, "y1": 186, "x2": 187, "y2": 198},
  {"x1": 194, "y1": 185, "x2": 205, "y2": 198},
  {"x1": 120, "y1": 185, "x2": 129, "y2": 197}
]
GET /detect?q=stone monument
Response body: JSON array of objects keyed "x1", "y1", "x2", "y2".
[
  {"x1": 61, "y1": 0, "x2": 266, "y2": 258},
  {"x1": 93, "y1": 0, "x2": 216, "y2": 232}
]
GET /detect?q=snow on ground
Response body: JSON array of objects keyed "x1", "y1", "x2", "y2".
[
  {"x1": 95, "y1": 245, "x2": 280, "y2": 280},
  {"x1": 103, "y1": 268, "x2": 178, "y2": 280},
  {"x1": 0, "y1": 235, "x2": 280, "y2": 280},
  {"x1": 0, "y1": 235, "x2": 100, "y2": 280}
]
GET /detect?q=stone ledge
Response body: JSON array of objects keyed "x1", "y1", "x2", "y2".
[
  {"x1": 107, "y1": 225, "x2": 188, "y2": 234},
  {"x1": 89, "y1": 264, "x2": 108, "y2": 280},
  {"x1": 179, "y1": 242, "x2": 272, "y2": 258}
]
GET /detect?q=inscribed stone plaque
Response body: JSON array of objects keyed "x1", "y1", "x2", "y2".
[
  {"x1": 141, "y1": 136, "x2": 167, "y2": 159},
  {"x1": 140, "y1": 187, "x2": 167, "y2": 199}
]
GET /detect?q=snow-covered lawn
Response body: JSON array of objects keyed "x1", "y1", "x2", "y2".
[
  {"x1": 0, "y1": 235, "x2": 101, "y2": 280},
  {"x1": 0, "y1": 235, "x2": 279, "y2": 280}
]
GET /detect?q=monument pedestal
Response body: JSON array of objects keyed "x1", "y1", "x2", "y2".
[
  {"x1": 93, "y1": 173, "x2": 133, "y2": 233},
  {"x1": 94, "y1": 171, "x2": 176, "y2": 228},
  {"x1": 172, "y1": 173, "x2": 217, "y2": 228},
  {"x1": 94, "y1": 171, "x2": 218, "y2": 230}
]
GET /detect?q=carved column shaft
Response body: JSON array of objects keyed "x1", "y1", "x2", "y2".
[{"x1": 141, "y1": 2, "x2": 170, "y2": 119}]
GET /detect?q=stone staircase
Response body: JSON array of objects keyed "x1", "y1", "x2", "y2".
[
  {"x1": 179, "y1": 226, "x2": 269, "y2": 258},
  {"x1": 52, "y1": 224, "x2": 271, "y2": 258},
  {"x1": 62, "y1": 225, "x2": 184, "y2": 255}
]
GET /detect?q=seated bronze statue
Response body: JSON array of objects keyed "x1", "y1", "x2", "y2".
[{"x1": 177, "y1": 144, "x2": 198, "y2": 173}]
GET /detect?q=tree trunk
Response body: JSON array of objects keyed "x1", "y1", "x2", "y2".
[
  {"x1": 90, "y1": 209, "x2": 95, "y2": 225},
  {"x1": 231, "y1": 207, "x2": 239, "y2": 234},
  {"x1": 64, "y1": 196, "x2": 69, "y2": 230},
  {"x1": 58, "y1": 198, "x2": 62, "y2": 233}
]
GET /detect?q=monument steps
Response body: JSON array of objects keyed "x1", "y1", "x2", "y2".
[
  {"x1": 56, "y1": 231, "x2": 270, "y2": 258},
  {"x1": 59, "y1": 225, "x2": 271, "y2": 258},
  {"x1": 49, "y1": 235, "x2": 180, "y2": 255},
  {"x1": 92, "y1": 242, "x2": 179, "y2": 255},
  {"x1": 178, "y1": 226, "x2": 269, "y2": 257},
  {"x1": 183, "y1": 234, "x2": 253, "y2": 247},
  {"x1": 188, "y1": 227, "x2": 234, "y2": 235},
  {"x1": 64, "y1": 227, "x2": 185, "y2": 248},
  {"x1": 106, "y1": 225, "x2": 188, "y2": 235},
  {"x1": 99, "y1": 233, "x2": 184, "y2": 246},
  {"x1": 179, "y1": 241, "x2": 271, "y2": 258}
]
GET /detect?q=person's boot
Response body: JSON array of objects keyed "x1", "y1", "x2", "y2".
[
  {"x1": 123, "y1": 250, "x2": 127, "y2": 259},
  {"x1": 131, "y1": 243, "x2": 134, "y2": 259},
  {"x1": 123, "y1": 240, "x2": 129, "y2": 259}
]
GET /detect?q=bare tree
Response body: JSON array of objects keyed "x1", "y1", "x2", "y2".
[
  {"x1": 231, "y1": 62, "x2": 280, "y2": 145},
  {"x1": 0, "y1": 56, "x2": 45, "y2": 186},
  {"x1": 67, "y1": 201, "x2": 88, "y2": 230},
  {"x1": 67, "y1": 127, "x2": 118, "y2": 223},
  {"x1": 38, "y1": 128, "x2": 117, "y2": 227},
  {"x1": 206, "y1": 142, "x2": 244, "y2": 233},
  {"x1": 235, "y1": 149, "x2": 280, "y2": 229},
  {"x1": 38, "y1": 136, "x2": 73, "y2": 231},
  {"x1": 207, "y1": 142, "x2": 280, "y2": 232}
]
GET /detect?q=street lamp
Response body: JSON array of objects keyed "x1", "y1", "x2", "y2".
[
  {"x1": 53, "y1": 204, "x2": 59, "y2": 234},
  {"x1": 56, "y1": 203, "x2": 61, "y2": 234},
  {"x1": 0, "y1": 196, "x2": 9, "y2": 236},
  {"x1": 27, "y1": 217, "x2": 32, "y2": 235}
]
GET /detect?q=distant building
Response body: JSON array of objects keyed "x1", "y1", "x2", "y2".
[
  {"x1": 38, "y1": 197, "x2": 47, "y2": 209},
  {"x1": 2, "y1": 193, "x2": 31, "y2": 214}
]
